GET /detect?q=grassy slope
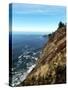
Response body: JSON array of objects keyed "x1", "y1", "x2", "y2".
[{"x1": 18, "y1": 26, "x2": 66, "y2": 86}]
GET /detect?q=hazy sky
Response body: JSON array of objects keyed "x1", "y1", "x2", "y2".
[{"x1": 12, "y1": 3, "x2": 66, "y2": 34}]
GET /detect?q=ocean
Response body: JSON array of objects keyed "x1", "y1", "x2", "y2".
[{"x1": 10, "y1": 33, "x2": 48, "y2": 86}]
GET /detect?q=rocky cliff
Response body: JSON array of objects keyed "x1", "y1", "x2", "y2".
[{"x1": 19, "y1": 25, "x2": 66, "y2": 86}]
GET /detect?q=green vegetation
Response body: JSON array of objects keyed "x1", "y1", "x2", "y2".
[{"x1": 58, "y1": 22, "x2": 65, "y2": 28}]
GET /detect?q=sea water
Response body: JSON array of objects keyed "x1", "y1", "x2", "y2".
[{"x1": 10, "y1": 33, "x2": 48, "y2": 86}]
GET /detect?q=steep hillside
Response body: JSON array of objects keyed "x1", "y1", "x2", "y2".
[{"x1": 19, "y1": 25, "x2": 66, "y2": 86}]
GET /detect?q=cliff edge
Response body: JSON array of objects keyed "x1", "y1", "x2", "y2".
[{"x1": 19, "y1": 24, "x2": 66, "y2": 86}]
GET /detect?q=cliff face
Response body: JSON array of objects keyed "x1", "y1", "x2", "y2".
[{"x1": 19, "y1": 26, "x2": 66, "y2": 86}]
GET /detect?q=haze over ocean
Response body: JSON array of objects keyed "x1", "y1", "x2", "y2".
[{"x1": 9, "y1": 3, "x2": 66, "y2": 34}]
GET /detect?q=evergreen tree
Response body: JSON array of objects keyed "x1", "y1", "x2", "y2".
[{"x1": 58, "y1": 22, "x2": 65, "y2": 28}]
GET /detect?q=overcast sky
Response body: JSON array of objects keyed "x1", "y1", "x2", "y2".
[{"x1": 11, "y1": 3, "x2": 66, "y2": 34}]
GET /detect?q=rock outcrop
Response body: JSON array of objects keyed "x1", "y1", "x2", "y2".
[{"x1": 18, "y1": 24, "x2": 66, "y2": 86}]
